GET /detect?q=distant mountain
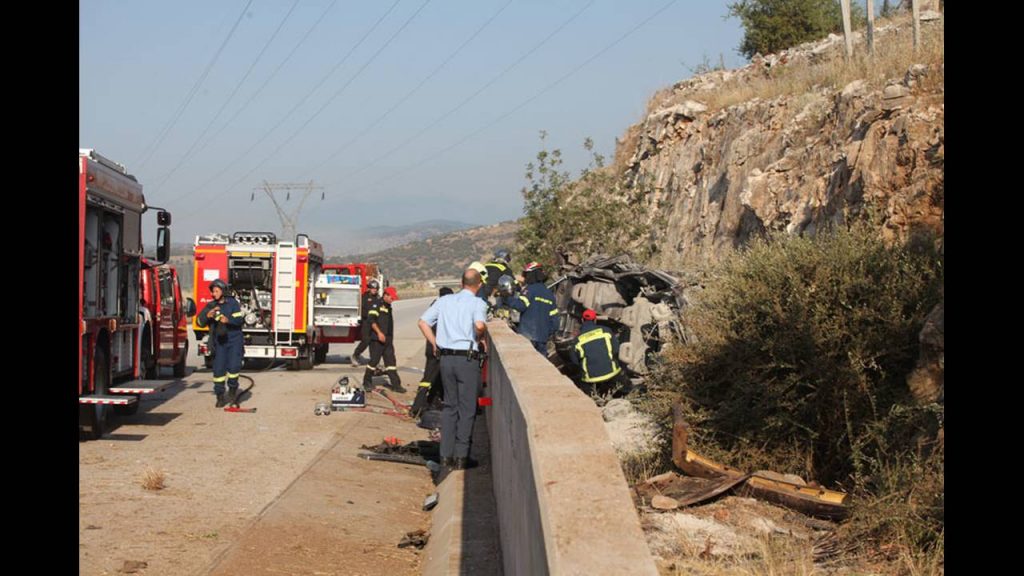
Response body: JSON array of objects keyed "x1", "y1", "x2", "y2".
[
  {"x1": 321, "y1": 219, "x2": 478, "y2": 256},
  {"x1": 329, "y1": 220, "x2": 519, "y2": 283}
]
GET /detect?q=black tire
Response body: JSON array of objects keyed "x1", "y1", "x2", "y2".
[
  {"x1": 314, "y1": 344, "x2": 328, "y2": 365},
  {"x1": 141, "y1": 328, "x2": 157, "y2": 379},
  {"x1": 298, "y1": 355, "x2": 314, "y2": 370},
  {"x1": 80, "y1": 347, "x2": 111, "y2": 440},
  {"x1": 173, "y1": 341, "x2": 188, "y2": 378}
]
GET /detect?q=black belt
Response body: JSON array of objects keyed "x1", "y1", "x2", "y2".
[{"x1": 439, "y1": 348, "x2": 480, "y2": 358}]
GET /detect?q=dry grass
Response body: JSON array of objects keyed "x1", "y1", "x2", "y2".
[
  {"x1": 663, "y1": 13, "x2": 944, "y2": 115},
  {"x1": 140, "y1": 467, "x2": 166, "y2": 491},
  {"x1": 654, "y1": 533, "x2": 816, "y2": 576},
  {"x1": 619, "y1": 447, "x2": 669, "y2": 486}
]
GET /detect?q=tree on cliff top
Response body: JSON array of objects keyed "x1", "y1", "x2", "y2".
[{"x1": 727, "y1": 0, "x2": 863, "y2": 59}]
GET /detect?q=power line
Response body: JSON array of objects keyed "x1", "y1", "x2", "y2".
[
  {"x1": 152, "y1": 0, "x2": 301, "y2": 194},
  {"x1": 324, "y1": 0, "x2": 595, "y2": 187},
  {"x1": 328, "y1": 0, "x2": 679, "y2": 202},
  {"x1": 189, "y1": 0, "x2": 341, "y2": 164},
  {"x1": 303, "y1": 0, "x2": 514, "y2": 179},
  {"x1": 134, "y1": 0, "x2": 254, "y2": 169},
  {"x1": 179, "y1": 0, "x2": 432, "y2": 219},
  {"x1": 166, "y1": 0, "x2": 403, "y2": 209}
]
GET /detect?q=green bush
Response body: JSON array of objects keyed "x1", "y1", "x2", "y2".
[
  {"x1": 516, "y1": 133, "x2": 659, "y2": 267},
  {"x1": 727, "y1": 0, "x2": 864, "y2": 59},
  {"x1": 662, "y1": 226, "x2": 942, "y2": 482}
]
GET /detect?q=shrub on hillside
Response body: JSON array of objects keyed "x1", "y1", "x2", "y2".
[{"x1": 646, "y1": 225, "x2": 943, "y2": 552}]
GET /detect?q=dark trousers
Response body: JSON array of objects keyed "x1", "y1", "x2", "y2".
[
  {"x1": 440, "y1": 355, "x2": 481, "y2": 459},
  {"x1": 212, "y1": 337, "x2": 242, "y2": 395},
  {"x1": 352, "y1": 322, "x2": 371, "y2": 357},
  {"x1": 411, "y1": 348, "x2": 442, "y2": 416},
  {"x1": 363, "y1": 340, "x2": 401, "y2": 389},
  {"x1": 582, "y1": 370, "x2": 633, "y2": 397},
  {"x1": 531, "y1": 340, "x2": 547, "y2": 355}
]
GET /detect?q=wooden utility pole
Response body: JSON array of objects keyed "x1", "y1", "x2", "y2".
[
  {"x1": 912, "y1": 0, "x2": 921, "y2": 52},
  {"x1": 840, "y1": 0, "x2": 854, "y2": 59},
  {"x1": 254, "y1": 180, "x2": 324, "y2": 241},
  {"x1": 866, "y1": 0, "x2": 875, "y2": 56}
]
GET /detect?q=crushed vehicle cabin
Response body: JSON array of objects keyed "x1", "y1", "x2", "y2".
[{"x1": 548, "y1": 255, "x2": 687, "y2": 383}]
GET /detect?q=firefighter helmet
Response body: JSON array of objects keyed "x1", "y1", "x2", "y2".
[
  {"x1": 494, "y1": 249, "x2": 511, "y2": 263},
  {"x1": 498, "y1": 274, "x2": 514, "y2": 296},
  {"x1": 368, "y1": 279, "x2": 380, "y2": 290},
  {"x1": 523, "y1": 261, "x2": 541, "y2": 273},
  {"x1": 209, "y1": 278, "x2": 228, "y2": 293}
]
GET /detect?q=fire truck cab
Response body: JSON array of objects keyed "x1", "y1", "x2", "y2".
[
  {"x1": 193, "y1": 232, "x2": 324, "y2": 369},
  {"x1": 139, "y1": 259, "x2": 195, "y2": 379}
]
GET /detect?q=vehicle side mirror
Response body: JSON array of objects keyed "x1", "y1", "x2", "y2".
[
  {"x1": 157, "y1": 210, "x2": 172, "y2": 226},
  {"x1": 156, "y1": 227, "x2": 170, "y2": 263},
  {"x1": 184, "y1": 297, "x2": 196, "y2": 318}
]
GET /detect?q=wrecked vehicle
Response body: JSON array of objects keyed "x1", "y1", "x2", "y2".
[{"x1": 548, "y1": 255, "x2": 687, "y2": 379}]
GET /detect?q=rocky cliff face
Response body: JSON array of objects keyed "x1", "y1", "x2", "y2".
[{"x1": 613, "y1": 15, "x2": 944, "y2": 270}]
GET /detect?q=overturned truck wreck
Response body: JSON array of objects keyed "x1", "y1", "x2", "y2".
[{"x1": 549, "y1": 255, "x2": 686, "y2": 380}]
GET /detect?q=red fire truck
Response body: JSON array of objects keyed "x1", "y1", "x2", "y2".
[
  {"x1": 193, "y1": 232, "x2": 325, "y2": 369},
  {"x1": 312, "y1": 263, "x2": 385, "y2": 362},
  {"x1": 139, "y1": 259, "x2": 194, "y2": 380},
  {"x1": 79, "y1": 149, "x2": 178, "y2": 439}
]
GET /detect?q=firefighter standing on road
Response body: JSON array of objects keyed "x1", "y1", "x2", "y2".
[
  {"x1": 509, "y1": 262, "x2": 559, "y2": 354},
  {"x1": 362, "y1": 286, "x2": 406, "y2": 393},
  {"x1": 196, "y1": 279, "x2": 245, "y2": 407},
  {"x1": 410, "y1": 286, "x2": 454, "y2": 417},
  {"x1": 351, "y1": 279, "x2": 381, "y2": 366},
  {"x1": 568, "y1": 308, "x2": 632, "y2": 397}
]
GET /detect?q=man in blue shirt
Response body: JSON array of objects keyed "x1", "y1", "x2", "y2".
[{"x1": 418, "y1": 268, "x2": 489, "y2": 470}]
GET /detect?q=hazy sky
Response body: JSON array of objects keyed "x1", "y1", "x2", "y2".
[{"x1": 80, "y1": 0, "x2": 746, "y2": 248}]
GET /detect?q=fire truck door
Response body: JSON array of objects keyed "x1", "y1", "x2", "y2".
[{"x1": 157, "y1": 268, "x2": 176, "y2": 362}]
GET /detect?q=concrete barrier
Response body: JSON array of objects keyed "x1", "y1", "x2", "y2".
[{"x1": 485, "y1": 321, "x2": 658, "y2": 576}]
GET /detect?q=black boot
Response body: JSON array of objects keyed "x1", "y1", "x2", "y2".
[
  {"x1": 215, "y1": 393, "x2": 227, "y2": 408},
  {"x1": 453, "y1": 457, "x2": 478, "y2": 470},
  {"x1": 226, "y1": 388, "x2": 239, "y2": 406}
]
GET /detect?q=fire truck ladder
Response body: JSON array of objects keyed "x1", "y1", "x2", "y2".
[{"x1": 274, "y1": 242, "x2": 297, "y2": 334}]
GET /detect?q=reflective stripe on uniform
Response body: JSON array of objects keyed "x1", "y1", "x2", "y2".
[
  {"x1": 582, "y1": 366, "x2": 621, "y2": 383},
  {"x1": 213, "y1": 376, "x2": 227, "y2": 383},
  {"x1": 385, "y1": 366, "x2": 398, "y2": 371},
  {"x1": 368, "y1": 310, "x2": 380, "y2": 316},
  {"x1": 518, "y1": 295, "x2": 530, "y2": 307},
  {"x1": 227, "y1": 372, "x2": 240, "y2": 379},
  {"x1": 231, "y1": 312, "x2": 245, "y2": 317},
  {"x1": 549, "y1": 309, "x2": 559, "y2": 316},
  {"x1": 535, "y1": 296, "x2": 554, "y2": 305},
  {"x1": 419, "y1": 381, "x2": 432, "y2": 388},
  {"x1": 574, "y1": 329, "x2": 620, "y2": 383}
]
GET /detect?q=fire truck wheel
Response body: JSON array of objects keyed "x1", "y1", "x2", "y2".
[
  {"x1": 173, "y1": 341, "x2": 188, "y2": 378},
  {"x1": 80, "y1": 347, "x2": 111, "y2": 440},
  {"x1": 298, "y1": 355, "x2": 314, "y2": 370},
  {"x1": 314, "y1": 344, "x2": 328, "y2": 364},
  {"x1": 142, "y1": 328, "x2": 158, "y2": 379}
]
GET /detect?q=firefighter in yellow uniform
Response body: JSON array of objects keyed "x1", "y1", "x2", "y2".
[{"x1": 568, "y1": 308, "x2": 632, "y2": 397}]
